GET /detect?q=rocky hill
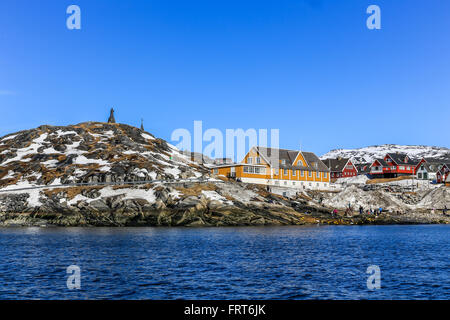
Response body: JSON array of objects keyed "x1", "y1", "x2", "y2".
[
  {"x1": 320, "y1": 144, "x2": 450, "y2": 163},
  {"x1": 0, "y1": 122, "x2": 206, "y2": 188},
  {"x1": 0, "y1": 123, "x2": 449, "y2": 227}
]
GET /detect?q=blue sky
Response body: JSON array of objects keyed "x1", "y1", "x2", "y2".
[{"x1": 0, "y1": 0, "x2": 449, "y2": 156}]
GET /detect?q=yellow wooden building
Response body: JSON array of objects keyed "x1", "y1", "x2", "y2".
[{"x1": 211, "y1": 146, "x2": 330, "y2": 190}]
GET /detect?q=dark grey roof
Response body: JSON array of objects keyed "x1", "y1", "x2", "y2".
[
  {"x1": 423, "y1": 157, "x2": 446, "y2": 164},
  {"x1": 322, "y1": 158, "x2": 350, "y2": 172},
  {"x1": 420, "y1": 158, "x2": 450, "y2": 171},
  {"x1": 417, "y1": 162, "x2": 437, "y2": 172},
  {"x1": 256, "y1": 147, "x2": 297, "y2": 165},
  {"x1": 427, "y1": 163, "x2": 442, "y2": 172},
  {"x1": 372, "y1": 158, "x2": 388, "y2": 167},
  {"x1": 302, "y1": 151, "x2": 330, "y2": 171},
  {"x1": 386, "y1": 153, "x2": 418, "y2": 165},
  {"x1": 436, "y1": 160, "x2": 450, "y2": 167},
  {"x1": 416, "y1": 159, "x2": 448, "y2": 172},
  {"x1": 256, "y1": 147, "x2": 329, "y2": 172},
  {"x1": 356, "y1": 163, "x2": 371, "y2": 173}
]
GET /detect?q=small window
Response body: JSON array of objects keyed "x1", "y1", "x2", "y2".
[
  {"x1": 281, "y1": 159, "x2": 286, "y2": 165},
  {"x1": 284, "y1": 169, "x2": 288, "y2": 176},
  {"x1": 301, "y1": 170, "x2": 304, "y2": 177},
  {"x1": 213, "y1": 168, "x2": 218, "y2": 174},
  {"x1": 247, "y1": 157, "x2": 253, "y2": 164},
  {"x1": 308, "y1": 171, "x2": 312, "y2": 177},
  {"x1": 292, "y1": 170, "x2": 296, "y2": 176},
  {"x1": 324, "y1": 172, "x2": 327, "y2": 178},
  {"x1": 256, "y1": 157, "x2": 261, "y2": 164},
  {"x1": 316, "y1": 171, "x2": 320, "y2": 178},
  {"x1": 243, "y1": 166, "x2": 249, "y2": 173}
]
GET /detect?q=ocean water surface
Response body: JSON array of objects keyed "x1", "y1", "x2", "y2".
[{"x1": 0, "y1": 225, "x2": 448, "y2": 299}]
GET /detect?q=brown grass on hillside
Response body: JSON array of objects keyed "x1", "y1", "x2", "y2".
[
  {"x1": 73, "y1": 122, "x2": 103, "y2": 130},
  {"x1": 74, "y1": 163, "x2": 101, "y2": 171},
  {"x1": 0, "y1": 177, "x2": 20, "y2": 188},
  {"x1": 175, "y1": 183, "x2": 217, "y2": 196},
  {"x1": 110, "y1": 153, "x2": 145, "y2": 163},
  {"x1": 43, "y1": 186, "x2": 103, "y2": 200},
  {"x1": 0, "y1": 167, "x2": 12, "y2": 180},
  {"x1": 214, "y1": 175, "x2": 230, "y2": 182},
  {"x1": 366, "y1": 175, "x2": 415, "y2": 184},
  {"x1": 111, "y1": 183, "x2": 155, "y2": 190},
  {"x1": 0, "y1": 164, "x2": 21, "y2": 187},
  {"x1": 251, "y1": 184, "x2": 290, "y2": 201},
  {"x1": 40, "y1": 167, "x2": 66, "y2": 185},
  {"x1": 112, "y1": 185, "x2": 132, "y2": 190}
]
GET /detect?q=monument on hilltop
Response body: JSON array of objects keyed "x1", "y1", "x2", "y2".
[{"x1": 108, "y1": 108, "x2": 116, "y2": 123}]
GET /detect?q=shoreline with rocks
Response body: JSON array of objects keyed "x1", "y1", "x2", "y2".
[{"x1": 1, "y1": 184, "x2": 449, "y2": 228}]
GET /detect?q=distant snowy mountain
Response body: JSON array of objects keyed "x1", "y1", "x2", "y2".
[{"x1": 320, "y1": 144, "x2": 450, "y2": 164}]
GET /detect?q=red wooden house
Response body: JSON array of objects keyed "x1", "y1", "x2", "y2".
[
  {"x1": 369, "y1": 153, "x2": 418, "y2": 178},
  {"x1": 436, "y1": 164, "x2": 450, "y2": 183},
  {"x1": 322, "y1": 157, "x2": 358, "y2": 180}
]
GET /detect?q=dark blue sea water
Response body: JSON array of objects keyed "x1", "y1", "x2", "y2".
[{"x1": 0, "y1": 225, "x2": 448, "y2": 299}]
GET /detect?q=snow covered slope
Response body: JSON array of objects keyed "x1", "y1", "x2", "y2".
[
  {"x1": 0, "y1": 122, "x2": 206, "y2": 189},
  {"x1": 320, "y1": 144, "x2": 450, "y2": 163}
]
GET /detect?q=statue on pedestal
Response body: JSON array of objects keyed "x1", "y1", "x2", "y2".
[{"x1": 108, "y1": 108, "x2": 116, "y2": 123}]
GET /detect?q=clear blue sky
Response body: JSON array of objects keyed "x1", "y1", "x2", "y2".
[{"x1": 0, "y1": 0, "x2": 449, "y2": 156}]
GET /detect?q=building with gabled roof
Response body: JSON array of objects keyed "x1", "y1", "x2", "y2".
[
  {"x1": 356, "y1": 163, "x2": 371, "y2": 175},
  {"x1": 385, "y1": 153, "x2": 417, "y2": 166},
  {"x1": 436, "y1": 163, "x2": 450, "y2": 184},
  {"x1": 321, "y1": 157, "x2": 358, "y2": 180},
  {"x1": 211, "y1": 146, "x2": 330, "y2": 190},
  {"x1": 414, "y1": 157, "x2": 448, "y2": 181},
  {"x1": 368, "y1": 153, "x2": 419, "y2": 178}
]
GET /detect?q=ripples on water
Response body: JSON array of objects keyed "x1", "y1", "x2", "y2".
[{"x1": 0, "y1": 225, "x2": 448, "y2": 299}]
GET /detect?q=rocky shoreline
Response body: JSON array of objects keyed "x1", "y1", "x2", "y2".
[
  {"x1": 1, "y1": 209, "x2": 448, "y2": 228},
  {"x1": 1, "y1": 185, "x2": 448, "y2": 227}
]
